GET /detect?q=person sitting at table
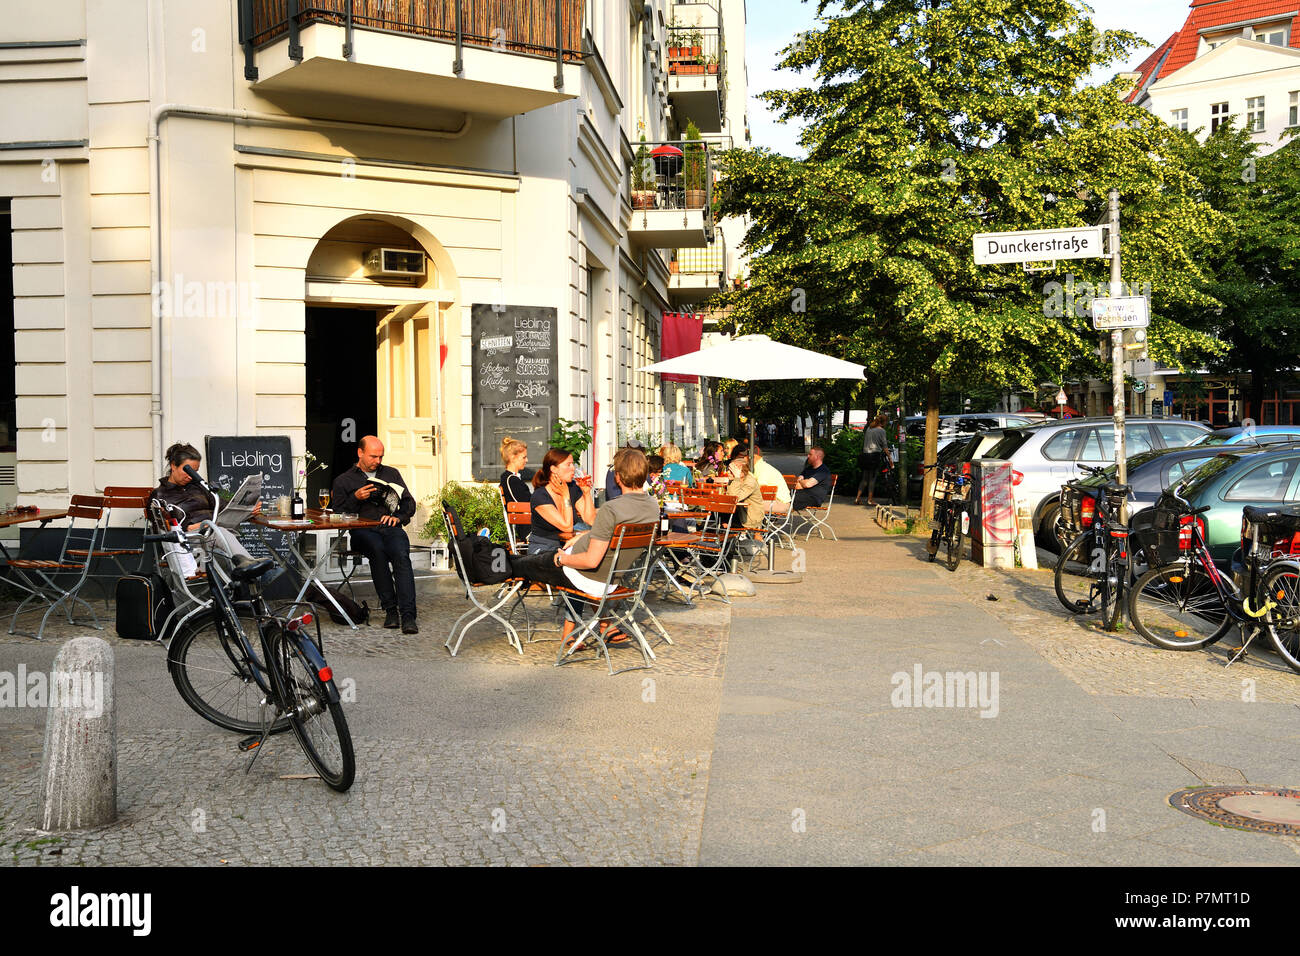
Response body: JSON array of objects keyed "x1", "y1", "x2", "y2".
[
  {"x1": 147, "y1": 442, "x2": 265, "y2": 567},
  {"x1": 331, "y1": 435, "x2": 419, "y2": 634},
  {"x1": 696, "y1": 440, "x2": 724, "y2": 478},
  {"x1": 659, "y1": 443, "x2": 694, "y2": 487},
  {"x1": 605, "y1": 439, "x2": 644, "y2": 502},
  {"x1": 512, "y1": 447, "x2": 659, "y2": 650},
  {"x1": 499, "y1": 436, "x2": 532, "y2": 541},
  {"x1": 529, "y1": 447, "x2": 596, "y2": 555},
  {"x1": 792, "y1": 445, "x2": 832, "y2": 511},
  {"x1": 752, "y1": 446, "x2": 791, "y2": 514},
  {"x1": 724, "y1": 455, "x2": 765, "y2": 530}
]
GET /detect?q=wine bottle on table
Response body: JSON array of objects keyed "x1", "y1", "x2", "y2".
[{"x1": 291, "y1": 491, "x2": 305, "y2": 519}]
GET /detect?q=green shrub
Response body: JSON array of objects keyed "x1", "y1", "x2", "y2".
[
  {"x1": 423, "y1": 481, "x2": 507, "y2": 543},
  {"x1": 824, "y1": 427, "x2": 863, "y2": 492},
  {"x1": 550, "y1": 418, "x2": 593, "y2": 462}
]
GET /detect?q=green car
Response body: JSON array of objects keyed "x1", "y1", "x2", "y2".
[{"x1": 1151, "y1": 444, "x2": 1300, "y2": 567}]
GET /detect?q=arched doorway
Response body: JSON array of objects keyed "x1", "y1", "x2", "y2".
[{"x1": 303, "y1": 215, "x2": 460, "y2": 530}]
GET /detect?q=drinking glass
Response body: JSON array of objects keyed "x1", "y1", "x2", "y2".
[{"x1": 318, "y1": 491, "x2": 330, "y2": 510}]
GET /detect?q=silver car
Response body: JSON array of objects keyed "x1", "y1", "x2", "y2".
[{"x1": 973, "y1": 417, "x2": 1211, "y2": 550}]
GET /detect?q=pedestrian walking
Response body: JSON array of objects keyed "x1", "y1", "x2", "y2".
[{"x1": 855, "y1": 414, "x2": 891, "y2": 506}]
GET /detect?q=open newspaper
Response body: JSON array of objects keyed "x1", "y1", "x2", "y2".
[{"x1": 215, "y1": 474, "x2": 262, "y2": 529}]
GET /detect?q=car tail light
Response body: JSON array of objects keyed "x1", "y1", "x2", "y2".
[
  {"x1": 1011, "y1": 470, "x2": 1024, "y2": 486},
  {"x1": 961, "y1": 462, "x2": 971, "y2": 476},
  {"x1": 1080, "y1": 497, "x2": 1095, "y2": 529}
]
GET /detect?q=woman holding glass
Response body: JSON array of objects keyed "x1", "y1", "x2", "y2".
[{"x1": 527, "y1": 448, "x2": 596, "y2": 554}]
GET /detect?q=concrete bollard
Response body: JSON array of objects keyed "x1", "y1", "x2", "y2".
[{"x1": 40, "y1": 636, "x2": 116, "y2": 830}]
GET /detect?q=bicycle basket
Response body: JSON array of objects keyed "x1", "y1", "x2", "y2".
[
  {"x1": 1240, "y1": 505, "x2": 1300, "y2": 561},
  {"x1": 1137, "y1": 506, "x2": 1194, "y2": 567},
  {"x1": 932, "y1": 476, "x2": 967, "y2": 501}
]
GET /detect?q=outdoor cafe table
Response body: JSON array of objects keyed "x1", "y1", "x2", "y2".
[
  {"x1": 648, "y1": 529, "x2": 703, "y2": 604},
  {"x1": 0, "y1": 508, "x2": 71, "y2": 598},
  {"x1": 249, "y1": 508, "x2": 383, "y2": 629}
]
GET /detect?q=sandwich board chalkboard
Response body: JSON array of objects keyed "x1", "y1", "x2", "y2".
[
  {"x1": 471, "y1": 304, "x2": 559, "y2": 481},
  {"x1": 204, "y1": 435, "x2": 293, "y2": 559}
]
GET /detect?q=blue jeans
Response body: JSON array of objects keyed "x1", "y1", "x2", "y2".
[{"x1": 350, "y1": 525, "x2": 416, "y2": 619}]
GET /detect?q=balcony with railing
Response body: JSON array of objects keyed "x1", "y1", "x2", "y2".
[
  {"x1": 627, "y1": 138, "x2": 715, "y2": 248},
  {"x1": 665, "y1": 25, "x2": 725, "y2": 133},
  {"x1": 238, "y1": 0, "x2": 586, "y2": 117},
  {"x1": 668, "y1": 239, "x2": 727, "y2": 301}
]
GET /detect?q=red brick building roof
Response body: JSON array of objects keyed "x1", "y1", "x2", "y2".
[{"x1": 1124, "y1": 0, "x2": 1300, "y2": 103}]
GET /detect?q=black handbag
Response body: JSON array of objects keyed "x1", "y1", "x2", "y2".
[{"x1": 115, "y1": 574, "x2": 173, "y2": 640}]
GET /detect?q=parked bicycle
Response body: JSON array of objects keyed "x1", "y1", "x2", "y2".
[
  {"x1": 1126, "y1": 485, "x2": 1300, "y2": 668},
  {"x1": 148, "y1": 473, "x2": 355, "y2": 791},
  {"x1": 924, "y1": 461, "x2": 968, "y2": 571},
  {"x1": 1053, "y1": 465, "x2": 1131, "y2": 628}
]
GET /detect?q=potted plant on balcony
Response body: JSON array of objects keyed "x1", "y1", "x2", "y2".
[
  {"x1": 706, "y1": 53, "x2": 719, "y2": 75},
  {"x1": 669, "y1": 253, "x2": 680, "y2": 274},
  {"x1": 687, "y1": 28, "x2": 702, "y2": 58},
  {"x1": 683, "y1": 123, "x2": 706, "y2": 209},
  {"x1": 632, "y1": 136, "x2": 655, "y2": 210},
  {"x1": 668, "y1": 17, "x2": 684, "y2": 61}
]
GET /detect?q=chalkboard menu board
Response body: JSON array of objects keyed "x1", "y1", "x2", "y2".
[
  {"x1": 471, "y1": 304, "x2": 559, "y2": 480},
  {"x1": 204, "y1": 435, "x2": 294, "y2": 558}
]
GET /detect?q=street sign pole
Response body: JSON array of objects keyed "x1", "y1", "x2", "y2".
[{"x1": 1109, "y1": 189, "x2": 1127, "y2": 524}]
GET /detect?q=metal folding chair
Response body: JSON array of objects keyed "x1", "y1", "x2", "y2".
[
  {"x1": 498, "y1": 490, "x2": 564, "y2": 642},
  {"x1": 747, "y1": 485, "x2": 795, "y2": 571},
  {"x1": 795, "y1": 474, "x2": 840, "y2": 541},
  {"x1": 5, "y1": 495, "x2": 107, "y2": 639},
  {"x1": 441, "y1": 505, "x2": 526, "y2": 656},
  {"x1": 554, "y1": 521, "x2": 659, "y2": 675},
  {"x1": 72, "y1": 486, "x2": 153, "y2": 604},
  {"x1": 672, "y1": 493, "x2": 739, "y2": 603}
]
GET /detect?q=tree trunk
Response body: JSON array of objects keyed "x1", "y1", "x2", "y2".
[
  {"x1": 1248, "y1": 367, "x2": 1267, "y2": 424},
  {"x1": 920, "y1": 369, "x2": 941, "y2": 522}
]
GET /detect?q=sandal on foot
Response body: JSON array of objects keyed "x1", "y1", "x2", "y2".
[
  {"x1": 562, "y1": 621, "x2": 585, "y2": 652},
  {"x1": 599, "y1": 622, "x2": 631, "y2": 646}
]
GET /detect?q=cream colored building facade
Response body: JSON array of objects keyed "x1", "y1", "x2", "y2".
[{"x1": 1, "y1": 0, "x2": 748, "y2": 530}]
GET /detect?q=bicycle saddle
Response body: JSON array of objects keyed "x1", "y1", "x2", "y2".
[
  {"x1": 1242, "y1": 505, "x2": 1300, "y2": 532},
  {"x1": 230, "y1": 556, "x2": 277, "y2": 582}
]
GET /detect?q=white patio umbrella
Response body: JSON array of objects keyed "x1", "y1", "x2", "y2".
[{"x1": 640, "y1": 333, "x2": 866, "y2": 455}]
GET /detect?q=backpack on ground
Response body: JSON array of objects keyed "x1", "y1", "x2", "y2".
[
  {"x1": 115, "y1": 574, "x2": 174, "y2": 641},
  {"x1": 306, "y1": 580, "x2": 371, "y2": 626},
  {"x1": 443, "y1": 500, "x2": 511, "y2": 584}
]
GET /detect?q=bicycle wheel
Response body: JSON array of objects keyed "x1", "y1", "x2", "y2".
[
  {"x1": 1262, "y1": 564, "x2": 1300, "y2": 674},
  {"x1": 945, "y1": 520, "x2": 962, "y2": 571},
  {"x1": 1054, "y1": 534, "x2": 1103, "y2": 614},
  {"x1": 168, "y1": 610, "x2": 290, "y2": 735},
  {"x1": 1127, "y1": 564, "x2": 1231, "y2": 650},
  {"x1": 272, "y1": 632, "x2": 355, "y2": 792},
  {"x1": 1100, "y1": 551, "x2": 1126, "y2": 631}
]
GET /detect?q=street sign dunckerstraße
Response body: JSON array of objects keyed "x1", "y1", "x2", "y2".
[
  {"x1": 972, "y1": 226, "x2": 1105, "y2": 265},
  {"x1": 1091, "y1": 295, "x2": 1150, "y2": 330}
]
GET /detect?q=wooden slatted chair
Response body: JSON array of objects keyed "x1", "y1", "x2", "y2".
[
  {"x1": 553, "y1": 521, "x2": 659, "y2": 675},
  {"x1": 5, "y1": 495, "x2": 107, "y2": 639},
  {"x1": 671, "y1": 493, "x2": 739, "y2": 603},
  {"x1": 442, "y1": 503, "x2": 526, "y2": 657},
  {"x1": 71, "y1": 485, "x2": 153, "y2": 603}
]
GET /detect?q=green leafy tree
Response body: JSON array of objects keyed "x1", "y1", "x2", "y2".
[{"x1": 715, "y1": 0, "x2": 1228, "y2": 516}]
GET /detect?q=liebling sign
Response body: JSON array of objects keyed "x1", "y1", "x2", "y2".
[{"x1": 972, "y1": 227, "x2": 1105, "y2": 265}]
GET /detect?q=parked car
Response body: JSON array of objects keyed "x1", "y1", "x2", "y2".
[
  {"x1": 1149, "y1": 444, "x2": 1300, "y2": 568},
  {"x1": 906, "y1": 424, "x2": 1034, "y2": 498},
  {"x1": 904, "y1": 413, "x2": 1035, "y2": 447},
  {"x1": 1190, "y1": 425, "x2": 1300, "y2": 447},
  {"x1": 1070, "y1": 446, "x2": 1226, "y2": 521},
  {"x1": 972, "y1": 417, "x2": 1212, "y2": 551}
]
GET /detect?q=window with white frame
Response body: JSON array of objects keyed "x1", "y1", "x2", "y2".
[
  {"x1": 1171, "y1": 108, "x2": 1188, "y2": 131},
  {"x1": 1254, "y1": 27, "x2": 1288, "y2": 46},
  {"x1": 1246, "y1": 96, "x2": 1266, "y2": 132},
  {"x1": 1291, "y1": 91, "x2": 1298, "y2": 127},
  {"x1": 1210, "y1": 101, "x2": 1230, "y2": 133}
]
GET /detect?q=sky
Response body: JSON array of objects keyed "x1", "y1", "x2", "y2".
[{"x1": 745, "y1": 0, "x2": 1194, "y2": 156}]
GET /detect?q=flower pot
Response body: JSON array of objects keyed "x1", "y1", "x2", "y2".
[
  {"x1": 689, "y1": 45, "x2": 701, "y2": 57},
  {"x1": 632, "y1": 190, "x2": 656, "y2": 210},
  {"x1": 668, "y1": 63, "x2": 677, "y2": 74},
  {"x1": 669, "y1": 260, "x2": 679, "y2": 274},
  {"x1": 668, "y1": 45, "x2": 683, "y2": 59},
  {"x1": 685, "y1": 189, "x2": 706, "y2": 209},
  {"x1": 707, "y1": 63, "x2": 719, "y2": 74},
  {"x1": 678, "y1": 63, "x2": 705, "y2": 75}
]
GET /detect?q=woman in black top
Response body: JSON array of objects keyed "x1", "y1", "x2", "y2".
[
  {"x1": 528, "y1": 448, "x2": 595, "y2": 554},
  {"x1": 499, "y1": 437, "x2": 532, "y2": 502},
  {"x1": 147, "y1": 441, "x2": 260, "y2": 561}
]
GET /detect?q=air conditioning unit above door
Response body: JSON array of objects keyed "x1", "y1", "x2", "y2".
[{"x1": 363, "y1": 248, "x2": 427, "y2": 278}]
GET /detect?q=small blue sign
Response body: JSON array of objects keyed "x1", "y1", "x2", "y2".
[{"x1": 1164, "y1": 390, "x2": 1173, "y2": 406}]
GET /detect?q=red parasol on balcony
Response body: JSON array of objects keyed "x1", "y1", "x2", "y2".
[{"x1": 650, "y1": 143, "x2": 683, "y2": 176}]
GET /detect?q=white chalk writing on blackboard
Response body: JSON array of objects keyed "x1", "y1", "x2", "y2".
[
  {"x1": 515, "y1": 380, "x2": 548, "y2": 399},
  {"x1": 481, "y1": 334, "x2": 512, "y2": 354},
  {"x1": 496, "y1": 400, "x2": 538, "y2": 416},
  {"x1": 479, "y1": 361, "x2": 511, "y2": 392},
  {"x1": 516, "y1": 355, "x2": 548, "y2": 376},
  {"x1": 514, "y1": 330, "x2": 551, "y2": 351}
]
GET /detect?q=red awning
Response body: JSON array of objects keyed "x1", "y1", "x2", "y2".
[{"x1": 660, "y1": 312, "x2": 704, "y2": 384}]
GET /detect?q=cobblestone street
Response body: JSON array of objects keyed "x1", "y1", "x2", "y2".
[{"x1": 4, "y1": 471, "x2": 1300, "y2": 865}]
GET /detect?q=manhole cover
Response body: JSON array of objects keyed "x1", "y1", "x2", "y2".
[{"x1": 1169, "y1": 786, "x2": 1300, "y2": 834}]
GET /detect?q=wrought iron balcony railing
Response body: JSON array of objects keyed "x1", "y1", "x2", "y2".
[
  {"x1": 628, "y1": 138, "x2": 715, "y2": 214},
  {"x1": 239, "y1": 0, "x2": 585, "y2": 84}
]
